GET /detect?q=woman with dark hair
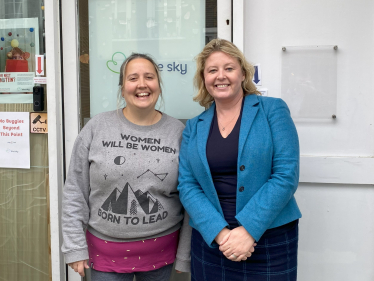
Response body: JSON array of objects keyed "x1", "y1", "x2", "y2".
[
  {"x1": 62, "y1": 53, "x2": 191, "y2": 280},
  {"x1": 178, "y1": 39, "x2": 301, "y2": 280}
]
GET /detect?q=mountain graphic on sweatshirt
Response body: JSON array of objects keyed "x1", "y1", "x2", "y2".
[{"x1": 101, "y1": 182, "x2": 164, "y2": 215}]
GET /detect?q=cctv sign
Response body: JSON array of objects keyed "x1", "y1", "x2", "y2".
[{"x1": 30, "y1": 112, "x2": 48, "y2": 133}]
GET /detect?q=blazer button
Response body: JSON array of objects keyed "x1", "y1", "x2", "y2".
[
  {"x1": 239, "y1": 186, "x2": 244, "y2": 192},
  {"x1": 240, "y1": 165, "x2": 245, "y2": 171}
]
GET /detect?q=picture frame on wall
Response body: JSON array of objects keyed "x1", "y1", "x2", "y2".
[{"x1": 0, "y1": 18, "x2": 39, "y2": 103}]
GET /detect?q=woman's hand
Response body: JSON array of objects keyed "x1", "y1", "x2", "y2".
[
  {"x1": 68, "y1": 260, "x2": 89, "y2": 277},
  {"x1": 219, "y1": 226, "x2": 256, "y2": 261},
  {"x1": 214, "y1": 227, "x2": 231, "y2": 245}
]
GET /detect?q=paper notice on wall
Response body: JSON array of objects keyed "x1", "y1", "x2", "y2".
[
  {"x1": 0, "y1": 72, "x2": 35, "y2": 92},
  {"x1": 0, "y1": 112, "x2": 30, "y2": 169}
]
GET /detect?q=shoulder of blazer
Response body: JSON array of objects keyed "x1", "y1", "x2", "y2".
[
  {"x1": 254, "y1": 95, "x2": 287, "y2": 115},
  {"x1": 186, "y1": 104, "x2": 215, "y2": 126},
  {"x1": 187, "y1": 95, "x2": 286, "y2": 124}
]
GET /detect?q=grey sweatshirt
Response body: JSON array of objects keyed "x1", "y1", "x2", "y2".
[{"x1": 61, "y1": 110, "x2": 191, "y2": 272}]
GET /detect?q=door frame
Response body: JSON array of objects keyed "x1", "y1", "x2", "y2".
[{"x1": 45, "y1": 0, "x2": 65, "y2": 280}]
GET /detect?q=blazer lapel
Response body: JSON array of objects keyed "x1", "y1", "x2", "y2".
[
  {"x1": 196, "y1": 104, "x2": 215, "y2": 177},
  {"x1": 238, "y1": 95, "x2": 260, "y2": 160}
]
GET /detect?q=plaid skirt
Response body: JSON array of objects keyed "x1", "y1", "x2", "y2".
[{"x1": 191, "y1": 220, "x2": 299, "y2": 281}]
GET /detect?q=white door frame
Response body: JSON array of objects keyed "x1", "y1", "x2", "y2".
[
  {"x1": 61, "y1": 0, "x2": 80, "y2": 279},
  {"x1": 45, "y1": 0, "x2": 66, "y2": 280},
  {"x1": 218, "y1": 0, "x2": 232, "y2": 41},
  {"x1": 61, "y1": 1, "x2": 232, "y2": 280},
  {"x1": 232, "y1": 0, "x2": 244, "y2": 51}
]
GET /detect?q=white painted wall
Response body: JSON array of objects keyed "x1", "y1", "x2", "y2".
[
  {"x1": 296, "y1": 183, "x2": 374, "y2": 280},
  {"x1": 243, "y1": 0, "x2": 374, "y2": 156},
  {"x1": 242, "y1": 0, "x2": 374, "y2": 280}
]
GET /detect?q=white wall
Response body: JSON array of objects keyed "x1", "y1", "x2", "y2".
[
  {"x1": 296, "y1": 183, "x2": 374, "y2": 280},
  {"x1": 243, "y1": 0, "x2": 374, "y2": 156},
  {"x1": 243, "y1": 0, "x2": 374, "y2": 280}
]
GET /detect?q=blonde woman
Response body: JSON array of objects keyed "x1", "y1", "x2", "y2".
[{"x1": 178, "y1": 39, "x2": 301, "y2": 280}]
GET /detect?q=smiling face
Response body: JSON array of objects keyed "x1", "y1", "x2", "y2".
[
  {"x1": 203, "y1": 51, "x2": 245, "y2": 104},
  {"x1": 122, "y1": 58, "x2": 161, "y2": 112}
]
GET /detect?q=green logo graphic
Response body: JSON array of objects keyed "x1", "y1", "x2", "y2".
[{"x1": 106, "y1": 52, "x2": 126, "y2": 74}]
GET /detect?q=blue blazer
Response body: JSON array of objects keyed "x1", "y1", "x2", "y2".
[{"x1": 177, "y1": 94, "x2": 302, "y2": 247}]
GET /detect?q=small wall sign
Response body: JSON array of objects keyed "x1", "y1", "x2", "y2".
[{"x1": 30, "y1": 112, "x2": 48, "y2": 133}]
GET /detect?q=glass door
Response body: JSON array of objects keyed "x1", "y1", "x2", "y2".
[
  {"x1": 78, "y1": 0, "x2": 220, "y2": 127},
  {"x1": 0, "y1": 0, "x2": 50, "y2": 280}
]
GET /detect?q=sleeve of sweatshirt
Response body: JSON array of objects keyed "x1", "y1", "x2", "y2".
[
  {"x1": 61, "y1": 133, "x2": 91, "y2": 264},
  {"x1": 174, "y1": 210, "x2": 191, "y2": 272}
]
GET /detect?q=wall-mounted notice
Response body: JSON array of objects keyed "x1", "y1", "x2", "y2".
[
  {"x1": 281, "y1": 45, "x2": 337, "y2": 121},
  {"x1": 253, "y1": 64, "x2": 262, "y2": 86},
  {"x1": 0, "y1": 17, "x2": 39, "y2": 102},
  {"x1": 0, "y1": 112, "x2": 30, "y2": 169},
  {"x1": 258, "y1": 88, "x2": 268, "y2": 96},
  {"x1": 33, "y1": 76, "x2": 47, "y2": 84},
  {"x1": 35, "y1": 54, "x2": 44, "y2": 75},
  {"x1": 30, "y1": 112, "x2": 47, "y2": 133},
  {"x1": 0, "y1": 72, "x2": 34, "y2": 92}
]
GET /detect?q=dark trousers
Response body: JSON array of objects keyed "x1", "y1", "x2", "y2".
[{"x1": 191, "y1": 220, "x2": 299, "y2": 281}]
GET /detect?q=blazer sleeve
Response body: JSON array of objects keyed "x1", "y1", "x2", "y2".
[
  {"x1": 178, "y1": 119, "x2": 229, "y2": 247},
  {"x1": 235, "y1": 98, "x2": 300, "y2": 241}
]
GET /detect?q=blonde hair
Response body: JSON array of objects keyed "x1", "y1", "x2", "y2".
[{"x1": 193, "y1": 39, "x2": 260, "y2": 108}]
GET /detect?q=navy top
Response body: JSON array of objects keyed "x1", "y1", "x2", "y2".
[{"x1": 206, "y1": 103, "x2": 243, "y2": 229}]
